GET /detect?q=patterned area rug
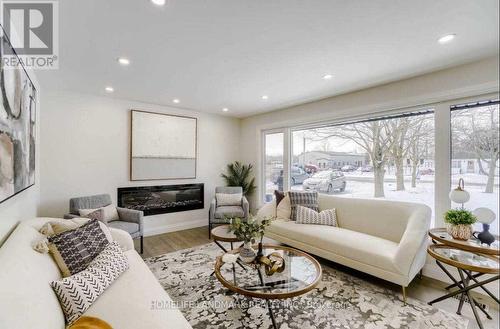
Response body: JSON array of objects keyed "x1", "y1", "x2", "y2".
[{"x1": 145, "y1": 243, "x2": 468, "y2": 329}]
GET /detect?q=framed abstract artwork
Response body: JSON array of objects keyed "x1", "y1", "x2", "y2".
[
  {"x1": 0, "y1": 28, "x2": 37, "y2": 204},
  {"x1": 130, "y1": 110, "x2": 197, "y2": 180}
]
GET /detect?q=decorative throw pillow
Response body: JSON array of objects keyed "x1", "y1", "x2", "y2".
[
  {"x1": 85, "y1": 209, "x2": 105, "y2": 222},
  {"x1": 48, "y1": 219, "x2": 109, "y2": 277},
  {"x1": 276, "y1": 194, "x2": 292, "y2": 221},
  {"x1": 69, "y1": 316, "x2": 112, "y2": 329},
  {"x1": 216, "y1": 193, "x2": 242, "y2": 206},
  {"x1": 288, "y1": 191, "x2": 319, "y2": 221},
  {"x1": 79, "y1": 204, "x2": 119, "y2": 223},
  {"x1": 34, "y1": 218, "x2": 113, "y2": 254},
  {"x1": 51, "y1": 242, "x2": 129, "y2": 324},
  {"x1": 274, "y1": 190, "x2": 285, "y2": 206},
  {"x1": 295, "y1": 205, "x2": 337, "y2": 226}
]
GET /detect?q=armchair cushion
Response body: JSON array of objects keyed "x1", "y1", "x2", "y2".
[
  {"x1": 108, "y1": 221, "x2": 140, "y2": 238},
  {"x1": 214, "y1": 206, "x2": 244, "y2": 220},
  {"x1": 79, "y1": 204, "x2": 119, "y2": 223},
  {"x1": 216, "y1": 193, "x2": 242, "y2": 206}
]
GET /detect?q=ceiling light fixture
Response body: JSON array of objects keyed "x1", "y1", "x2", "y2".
[
  {"x1": 438, "y1": 34, "x2": 456, "y2": 44},
  {"x1": 151, "y1": 0, "x2": 166, "y2": 6},
  {"x1": 172, "y1": 99, "x2": 180, "y2": 104},
  {"x1": 323, "y1": 74, "x2": 333, "y2": 80},
  {"x1": 105, "y1": 86, "x2": 114, "y2": 93},
  {"x1": 261, "y1": 95, "x2": 269, "y2": 100},
  {"x1": 117, "y1": 57, "x2": 130, "y2": 66},
  {"x1": 222, "y1": 108, "x2": 229, "y2": 112}
]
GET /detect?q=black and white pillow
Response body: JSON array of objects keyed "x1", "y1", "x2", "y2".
[
  {"x1": 48, "y1": 219, "x2": 109, "y2": 277},
  {"x1": 295, "y1": 205, "x2": 337, "y2": 226},
  {"x1": 288, "y1": 191, "x2": 319, "y2": 220},
  {"x1": 51, "y1": 242, "x2": 129, "y2": 324}
]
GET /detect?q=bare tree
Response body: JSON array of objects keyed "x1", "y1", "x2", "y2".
[
  {"x1": 452, "y1": 105, "x2": 499, "y2": 193},
  {"x1": 407, "y1": 119, "x2": 434, "y2": 188},
  {"x1": 385, "y1": 118, "x2": 411, "y2": 191},
  {"x1": 308, "y1": 120, "x2": 393, "y2": 197}
]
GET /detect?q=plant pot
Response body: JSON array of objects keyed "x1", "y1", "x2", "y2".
[
  {"x1": 239, "y1": 242, "x2": 257, "y2": 263},
  {"x1": 447, "y1": 223, "x2": 473, "y2": 240}
]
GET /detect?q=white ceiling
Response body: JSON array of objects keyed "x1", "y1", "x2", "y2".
[{"x1": 37, "y1": 0, "x2": 499, "y2": 117}]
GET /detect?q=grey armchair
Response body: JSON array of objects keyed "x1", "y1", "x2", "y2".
[
  {"x1": 208, "y1": 186, "x2": 249, "y2": 238},
  {"x1": 64, "y1": 194, "x2": 144, "y2": 253}
]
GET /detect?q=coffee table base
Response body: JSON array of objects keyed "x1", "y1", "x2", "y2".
[
  {"x1": 428, "y1": 260, "x2": 499, "y2": 329},
  {"x1": 256, "y1": 267, "x2": 278, "y2": 329}
]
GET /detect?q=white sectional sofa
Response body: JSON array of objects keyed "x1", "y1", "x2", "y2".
[
  {"x1": 0, "y1": 218, "x2": 191, "y2": 329},
  {"x1": 257, "y1": 194, "x2": 431, "y2": 295}
]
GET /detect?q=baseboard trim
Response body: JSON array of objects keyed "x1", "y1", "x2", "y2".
[{"x1": 143, "y1": 219, "x2": 207, "y2": 237}]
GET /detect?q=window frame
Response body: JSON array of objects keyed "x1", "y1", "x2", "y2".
[{"x1": 258, "y1": 93, "x2": 499, "y2": 228}]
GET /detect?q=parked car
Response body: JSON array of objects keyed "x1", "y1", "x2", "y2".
[
  {"x1": 341, "y1": 165, "x2": 357, "y2": 172},
  {"x1": 359, "y1": 165, "x2": 373, "y2": 172},
  {"x1": 290, "y1": 166, "x2": 310, "y2": 185},
  {"x1": 419, "y1": 168, "x2": 435, "y2": 175},
  {"x1": 303, "y1": 170, "x2": 346, "y2": 193},
  {"x1": 273, "y1": 166, "x2": 310, "y2": 185}
]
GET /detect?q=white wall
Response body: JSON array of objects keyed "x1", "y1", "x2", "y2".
[{"x1": 39, "y1": 90, "x2": 240, "y2": 236}]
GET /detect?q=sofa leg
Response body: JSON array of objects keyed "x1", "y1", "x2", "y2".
[
  {"x1": 402, "y1": 286, "x2": 407, "y2": 305},
  {"x1": 140, "y1": 236, "x2": 144, "y2": 254}
]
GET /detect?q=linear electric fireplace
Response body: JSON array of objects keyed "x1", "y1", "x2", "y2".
[{"x1": 117, "y1": 184, "x2": 204, "y2": 216}]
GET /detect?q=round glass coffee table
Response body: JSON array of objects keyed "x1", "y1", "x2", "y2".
[
  {"x1": 214, "y1": 244, "x2": 322, "y2": 329},
  {"x1": 427, "y1": 244, "x2": 499, "y2": 329}
]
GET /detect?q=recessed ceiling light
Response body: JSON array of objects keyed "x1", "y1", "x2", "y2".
[
  {"x1": 117, "y1": 57, "x2": 130, "y2": 66},
  {"x1": 261, "y1": 95, "x2": 269, "y2": 100},
  {"x1": 105, "y1": 86, "x2": 114, "y2": 93},
  {"x1": 323, "y1": 74, "x2": 333, "y2": 80},
  {"x1": 172, "y1": 99, "x2": 180, "y2": 104},
  {"x1": 222, "y1": 108, "x2": 229, "y2": 112},
  {"x1": 151, "y1": 0, "x2": 166, "y2": 6},
  {"x1": 438, "y1": 34, "x2": 456, "y2": 44}
]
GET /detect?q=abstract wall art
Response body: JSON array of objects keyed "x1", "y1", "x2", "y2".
[
  {"x1": 130, "y1": 110, "x2": 197, "y2": 180},
  {"x1": 0, "y1": 28, "x2": 37, "y2": 204}
]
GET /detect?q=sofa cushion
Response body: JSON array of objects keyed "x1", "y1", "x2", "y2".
[
  {"x1": 51, "y1": 242, "x2": 129, "y2": 324},
  {"x1": 267, "y1": 220, "x2": 400, "y2": 273},
  {"x1": 48, "y1": 219, "x2": 109, "y2": 277},
  {"x1": 83, "y1": 250, "x2": 192, "y2": 329},
  {"x1": 288, "y1": 191, "x2": 319, "y2": 220},
  {"x1": 214, "y1": 206, "x2": 244, "y2": 219},
  {"x1": 295, "y1": 205, "x2": 337, "y2": 226},
  {"x1": 79, "y1": 205, "x2": 119, "y2": 223},
  {"x1": 276, "y1": 194, "x2": 291, "y2": 221},
  {"x1": 274, "y1": 190, "x2": 285, "y2": 205}
]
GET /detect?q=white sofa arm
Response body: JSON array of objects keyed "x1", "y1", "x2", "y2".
[
  {"x1": 393, "y1": 205, "x2": 431, "y2": 275},
  {"x1": 109, "y1": 228, "x2": 135, "y2": 251},
  {"x1": 256, "y1": 199, "x2": 276, "y2": 219}
]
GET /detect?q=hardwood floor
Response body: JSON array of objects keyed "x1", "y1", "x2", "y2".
[
  {"x1": 136, "y1": 226, "x2": 499, "y2": 329},
  {"x1": 134, "y1": 226, "x2": 211, "y2": 258}
]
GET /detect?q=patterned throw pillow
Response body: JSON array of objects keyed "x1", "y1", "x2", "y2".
[
  {"x1": 288, "y1": 191, "x2": 319, "y2": 221},
  {"x1": 216, "y1": 193, "x2": 242, "y2": 206},
  {"x1": 79, "y1": 204, "x2": 119, "y2": 223},
  {"x1": 85, "y1": 209, "x2": 105, "y2": 222},
  {"x1": 274, "y1": 190, "x2": 285, "y2": 206},
  {"x1": 48, "y1": 219, "x2": 109, "y2": 277},
  {"x1": 51, "y1": 242, "x2": 129, "y2": 324},
  {"x1": 295, "y1": 205, "x2": 337, "y2": 226}
]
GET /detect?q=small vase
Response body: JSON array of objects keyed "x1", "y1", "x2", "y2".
[
  {"x1": 447, "y1": 223, "x2": 472, "y2": 240},
  {"x1": 239, "y1": 242, "x2": 257, "y2": 263},
  {"x1": 473, "y1": 224, "x2": 496, "y2": 246}
]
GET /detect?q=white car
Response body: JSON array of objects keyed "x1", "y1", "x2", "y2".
[{"x1": 303, "y1": 170, "x2": 346, "y2": 193}]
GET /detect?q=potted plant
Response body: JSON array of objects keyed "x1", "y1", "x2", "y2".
[
  {"x1": 229, "y1": 216, "x2": 270, "y2": 263},
  {"x1": 221, "y1": 161, "x2": 257, "y2": 197},
  {"x1": 444, "y1": 209, "x2": 477, "y2": 240}
]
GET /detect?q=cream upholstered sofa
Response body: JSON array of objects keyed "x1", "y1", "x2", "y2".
[
  {"x1": 257, "y1": 194, "x2": 431, "y2": 299},
  {"x1": 0, "y1": 218, "x2": 191, "y2": 329}
]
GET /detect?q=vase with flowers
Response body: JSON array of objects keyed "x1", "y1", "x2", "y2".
[
  {"x1": 444, "y1": 209, "x2": 477, "y2": 240},
  {"x1": 229, "y1": 216, "x2": 271, "y2": 263}
]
